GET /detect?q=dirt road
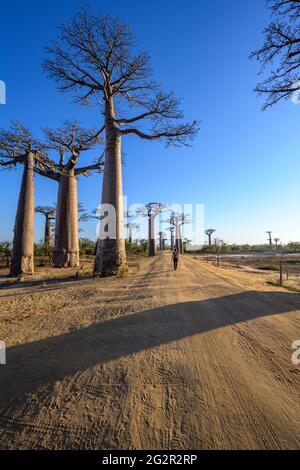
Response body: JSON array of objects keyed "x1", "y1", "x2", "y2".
[{"x1": 0, "y1": 253, "x2": 300, "y2": 449}]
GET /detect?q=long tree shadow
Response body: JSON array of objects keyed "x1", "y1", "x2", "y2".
[
  {"x1": 1, "y1": 290, "x2": 300, "y2": 401},
  {"x1": 0, "y1": 274, "x2": 96, "y2": 294}
]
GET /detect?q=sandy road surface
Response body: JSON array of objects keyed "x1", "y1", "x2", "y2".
[{"x1": 0, "y1": 253, "x2": 300, "y2": 449}]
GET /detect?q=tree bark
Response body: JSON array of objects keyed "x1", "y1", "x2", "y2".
[
  {"x1": 148, "y1": 214, "x2": 156, "y2": 257},
  {"x1": 179, "y1": 227, "x2": 183, "y2": 254},
  {"x1": 53, "y1": 171, "x2": 79, "y2": 267},
  {"x1": 170, "y1": 231, "x2": 174, "y2": 251},
  {"x1": 94, "y1": 96, "x2": 127, "y2": 276},
  {"x1": 208, "y1": 234, "x2": 212, "y2": 247},
  {"x1": 10, "y1": 152, "x2": 35, "y2": 276},
  {"x1": 159, "y1": 232, "x2": 163, "y2": 251},
  {"x1": 44, "y1": 216, "x2": 52, "y2": 250}
]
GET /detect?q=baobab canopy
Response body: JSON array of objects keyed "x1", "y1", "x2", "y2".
[{"x1": 43, "y1": 8, "x2": 199, "y2": 146}]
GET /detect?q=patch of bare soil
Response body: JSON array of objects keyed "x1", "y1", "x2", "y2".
[{"x1": 0, "y1": 253, "x2": 300, "y2": 449}]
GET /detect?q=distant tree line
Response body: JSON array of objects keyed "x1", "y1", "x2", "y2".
[{"x1": 188, "y1": 242, "x2": 300, "y2": 254}]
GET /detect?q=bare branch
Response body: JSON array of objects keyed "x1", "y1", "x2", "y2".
[
  {"x1": 251, "y1": 1, "x2": 300, "y2": 108},
  {"x1": 75, "y1": 155, "x2": 104, "y2": 176},
  {"x1": 120, "y1": 121, "x2": 199, "y2": 146},
  {"x1": 44, "y1": 120, "x2": 103, "y2": 171}
]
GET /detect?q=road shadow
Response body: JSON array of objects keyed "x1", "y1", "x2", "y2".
[{"x1": 1, "y1": 290, "x2": 300, "y2": 401}]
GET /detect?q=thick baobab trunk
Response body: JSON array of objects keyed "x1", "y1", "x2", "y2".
[
  {"x1": 10, "y1": 152, "x2": 35, "y2": 276},
  {"x1": 208, "y1": 234, "x2": 212, "y2": 247},
  {"x1": 94, "y1": 97, "x2": 126, "y2": 276},
  {"x1": 44, "y1": 216, "x2": 52, "y2": 249},
  {"x1": 53, "y1": 171, "x2": 79, "y2": 268},
  {"x1": 148, "y1": 214, "x2": 156, "y2": 257}
]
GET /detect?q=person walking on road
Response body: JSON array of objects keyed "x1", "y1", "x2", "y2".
[{"x1": 172, "y1": 248, "x2": 179, "y2": 271}]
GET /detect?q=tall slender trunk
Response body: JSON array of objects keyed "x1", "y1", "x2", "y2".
[
  {"x1": 171, "y1": 231, "x2": 174, "y2": 251},
  {"x1": 179, "y1": 227, "x2": 183, "y2": 254},
  {"x1": 44, "y1": 215, "x2": 52, "y2": 249},
  {"x1": 94, "y1": 96, "x2": 126, "y2": 276},
  {"x1": 53, "y1": 170, "x2": 79, "y2": 267},
  {"x1": 10, "y1": 152, "x2": 35, "y2": 276},
  {"x1": 159, "y1": 232, "x2": 163, "y2": 251},
  {"x1": 148, "y1": 214, "x2": 156, "y2": 257},
  {"x1": 175, "y1": 223, "x2": 180, "y2": 252},
  {"x1": 128, "y1": 227, "x2": 133, "y2": 244}
]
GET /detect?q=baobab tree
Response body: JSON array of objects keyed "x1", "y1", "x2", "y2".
[
  {"x1": 168, "y1": 212, "x2": 190, "y2": 254},
  {"x1": 169, "y1": 226, "x2": 175, "y2": 251},
  {"x1": 43, "y1": 8, "x2": 199, "y2": 276},
  {"x1": 159, "y1": 231, "x2": 167, "y2": 251},
  {"x1": 138, "y1": 203, "x2": 166, "y2": 257},
  {"x1": 166, "y1": 213, "x2": 180, "y2": 252},
  {"x1": 214, "y1": 238, "x2": 224, "y2": 268},
  {"x1": 0, "y1": 121, "x2": 61, "y2": 276},
  {"x1": 126, "y1": 222, "x2": 139, "y2": 243},
  {"x1": 250, "y1": 0, "x2": 300, "y2": 109},
  {"x1": 44, "y1": 121, "x2": 103, "y2": 267},
  {"x1": 165, "y1": 212, "x2": 190, "y2": 253},
  {"x1": 162, "y1": 234, "x2": 167, "y2": 251},
  {"x1": 205, "y1": 228, "x2": 216, "y2": 248},
  {"x1": 178, "y1": 214, "x2": 191, "y2": 254},
  {"x1": 274, "y1": 237, "x2": 280, "y2": 248},
  {"x1": 267, "y1": 231, "x2": 273, "y2": 247},
  {"x1": 35, "y1": 206, "x2": 56, "y2": 251}
]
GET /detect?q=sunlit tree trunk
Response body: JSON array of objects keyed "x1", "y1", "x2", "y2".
[
  {"x1": 179, "y1": 227, "x2": 183, "y2": 254},
  {"x1": 10, "y1": 152, "x2": 35, "y2": 276},
  {"x1": 53, "y1": 170, "x2": 79, "y2": 267},
  {"x1": 148, "y1": 214, "x2": 156, "y2": 257},
  {"x1": 94, "y1": 96, "x2": 126, "y2": 276},
  {"x1": 170, "y1": 231, "x2": 174, "y2": 251},
  {"x1": 175, "y1": 223, "x2": 180, "y2": 252}
]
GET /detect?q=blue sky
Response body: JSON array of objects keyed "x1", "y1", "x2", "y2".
[{"x1": 0, "y1": 0, "x2": 299, "y2": 245}]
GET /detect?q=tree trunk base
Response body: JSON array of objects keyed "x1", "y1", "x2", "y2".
[
  {"x1": 94, "y1": 240, "x2": 127, "y2": 277},
  {"x1": 53, "y1": 251, "x2": 80, "y2": 268},
  {"x1": 148, "y1": 239, "x2": 156, "y2": 257},
  {"x1": 10, "y1": 255, "x2": 34, "y2": 276}
]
